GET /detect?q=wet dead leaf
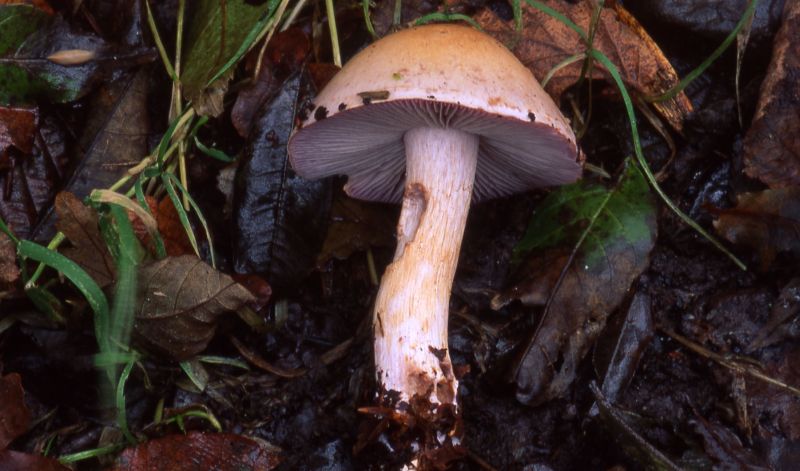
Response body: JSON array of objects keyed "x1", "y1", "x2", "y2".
[
  {"x1": 590, "y1": 291, "x2": 653, "y2": 417},
  {"x1": 747, "y1": 347, "x2": 800, "y2": 441},
  {"x1": 689, "y1": 414, "x2": 768, "y2": 470},
  {"x1": 113, "y1": 432, "x2": 281, "y2": 471},
  {"x1": 0, "y1": 107, "x2": 37, "y2": 159},
  {"x1": 495, "y1": 164, "x2": 657, "y2": 405},
  {"x1": 231, "y1": 28, "x2": 310, "y2": 138},
  {"x1": 0, "y1": 111, "x2": 67, "y2": 239},
  {"x1": 0, "y1": 373, "x2": 30, "y2": 449},
  {"x1": 0, "y1": 4, "x2": 153, "y2": 106},
  {"x1": 474, "y1": 0, "x2": 692, "y2": 131},
  {"x1": 317, "y1": 194, "x2": 395, "y2": 267},
  {"x1": 711, "y1": 187, "x2": 800, "y2": 270},
  {"x1": 54, "y1": 192, "x2": 116, "y2": 288},
  {"x1": 135, "y1": 255, "x2": 255, "y2": 360},
  {"x1": 742, "y1": 1, "x2": 800, "y2": 188}
]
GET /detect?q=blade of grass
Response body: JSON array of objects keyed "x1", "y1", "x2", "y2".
[
  {"x1": 134, "y1": 176, "x2": 167, "y2": 259},
  {"x1": 163, "y1": 173, "x2": 217, "y2": 268},
  {"x1": 647, "y1": 0, "x2": 758, "y2": 103},
  {"x1": 16, "y1": 240, "x2": 112, "y2": 350},
  {"x1": 115, "y1": 358, "x2": 138, "y2": 443},
  {"x1": 326, "y1": 0, "x2": 342, "y2": 67},
  {"x1": 193, "y1": 136, "x2": 235, "y2": 162},
  {"x1": 145, "y1": 0, "x2": 177, "y2": 80},
  {"x1": 161, "y1": 173, "x2": 200, "y2": 257},
  {"x1": 524, "y1": 0, "x2": 587, "y2": 41},
  {"x1": 588, "y1": 49, "x2": 746, "y2": 270},
  {"x1": 413, "y1": 12, "x2": 482, "y2": 29},
  {"x1": 362, "y1": 0, "x2": 377, "y2": 39}
]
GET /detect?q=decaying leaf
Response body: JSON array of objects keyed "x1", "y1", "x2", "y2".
[
  {"x1": 231, "y1": 28, "x2": 311, "y2": 137},
  {"x1": 474, "y1": 0, "x2": 692, "y2": 131},
  {"x1": 0, "y1": 111, "x2": 68, "y2": 239},
  {"x1": 0, "y1": 231, "x2": 19, "y2": 293},
  {"x1": 0, "y1": 107, "x2": 37, "y2": 159},
  {"x1": 0, "y1": 4, "x2": 153, "y2": 106},
  {"x1": 0, "y1": 373, "x2": 30, "y2": 449},
  {"x1": 181, "y1": 0, "x2": 273, "y2": 116},
  {"x1": 113, "y1": 432, "x2": 281, "y2": 471},
  {"x1": 494, "y1": 164, "x2": 657, "y2": 406},
  {"x1": 54, "y1": 192, "x2": 116, "y2": 288},
  {"x1": 712, "y1": 187, "x2": 800, "y2": 270},
  {"x1": 590, "y1": 291, "x2": 653, "y2": 416},
  {"x1": 233, "y1": 72, "x2": 332, "y2": 289},
  {"x1": 317, "y1": 194, "x2": 395, "y2": 267},
  {"x1": 135, "y1": 255, "x2": 255, "y2": 360},
  {"x1": 742, "y1": 0, "x2": 800, "y2": 188}
]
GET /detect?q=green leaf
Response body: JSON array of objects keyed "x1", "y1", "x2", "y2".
[
  {"x1": 515, "y1": 163, "x2": 655, "y2": 268},
  {"x1": 181, "y1": 0, "x2": 271, "y2": 116},
  {"x1": 16, "y1": 239, "x2": 111, "y2": 352}
]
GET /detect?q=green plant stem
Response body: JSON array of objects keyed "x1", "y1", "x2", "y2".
[
  {"x1": 144, "y1": 0, "x2": 176, "y2": 80},
  {"x1": 326, "y1": 0, "x2": 342, "y2": 67},
  {"x1": 25, "y1": 232, "x2": 66, "y2": 289},
  {"x1": 647, "y1": 0, "x2": 759, "y2": 103},
  {"x1": 362, "y1": 0, "x2": 377, "y2": 39}
]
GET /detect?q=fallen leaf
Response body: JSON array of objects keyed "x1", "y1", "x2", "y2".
[
  {"x1": 32, "y1": 69, "x2": 151, "y2": 242},
  {"x1": 0, "y1": 373, "x2": 30, "y2": 449},
  {"x1": 0, "y1": 0, "x2": 54, "y2": 14},
  {"x1": 231, "y1": 28, "x2": 310, "y2": 137},
  {"x1": 113, "y1": 432, "x2": 281, "y2": 471},
  {"x1": 0, "y1": 450, "x2": 71, "y2": 471},
  {"x1": 233, "y1": 72, "x2": 332, "y2": 289},
  {"x1": 316, "y1": 193, "x2": 395, "y2": 267},
  {"x1": 0, "y1": 107, "x2": 37, "y2": 159},
  {"x1": 749, "y1": 278, "x2": 800, "y2": 351},
  {"x1": 135, "y1": 255, "x2": 255, "y2": 360},
  {"x1": 181, "y1": 0, "x2": 273, "y2": 116},
  {"x1": 742, "y1": 0, "x2": 800, "y2": 188},
  {"x1": 474, "y1": 0, "x2": 692, "y2": 131},
  {"x1": 494, "y1": 163, "x2": 657, "y2": 406},
  {"x1": 0, "y1": 4, "x2": 153, "y2": 106},
  {"x1": 0, "y1": 231, "x2": 19, "y2": 292},
  {"x1": 747, "y1": 347, "x2": 800, "y2": 441},
  {"x1": 711, "y1": 187, "x2": 800, "y2": 270},
  {"x1": 590, "y1": 291, "x2": 653, "y2": 417},
  {"x1": 54, "y1": 192, "x2": 116, "y2": 288},
  {"x1": 0, "y1": 112, "x2": 68, "y2": 239}
]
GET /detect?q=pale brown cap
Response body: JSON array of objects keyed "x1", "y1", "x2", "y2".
[{"x1": 288, "y1": 24, "x2": 581, "y2": 203}]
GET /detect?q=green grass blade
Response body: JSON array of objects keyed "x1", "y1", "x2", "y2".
[
  {"x1": 115, "y1": 358, "x2": 138, "y2": 443},
  {"x1": 16, "y1": 240, "x2": 113, "y2": 349},
  {"x1": 193, "y1": 136, "x2": 235, "y2": 162},
  {"x1": 163, "y1": 173, "x2": 216, "y2": 267},
  {"x1": 649, "y1": 0, "x2": 759, "y2": 103},
  {"x1": 161, "y1": 173, "x2": 200, "y2": 257},
  {"x1": 413, "y1": 12, "x2": 483, "y2": 29},
  {"x1": 588, "y1": 49, "x2": 747, "y2": 270}
]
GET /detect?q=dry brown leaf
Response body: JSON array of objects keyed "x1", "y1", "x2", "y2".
[
  {"x1": 135, "y1": 255, "x2": 255, "y2": 360},
  {"x1": 54, "y1": 192, "x2": 116, "y2": 288},
  {"x1": 0, "y1": 232, "x2": 19, "y2": 292},
  {"x1": 113, "y1": 432, "x2": 281, "y2": 471},
  {"x1": 742, "y1": 0, "x2": 800, "y2": 188},
  {"x1": 711, "y1": 187, "x2": 800, "y2": 271},
  {"x1": 0, "y1": 451, "x2": 71, "y2": 471},
  {"x1": 474, "y1": 0, "x2": 692, "y2": 131}
]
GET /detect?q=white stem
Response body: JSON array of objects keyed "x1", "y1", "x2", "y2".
[{"x1": 373, "y1": 127, "x2": 478, "y2": 408}]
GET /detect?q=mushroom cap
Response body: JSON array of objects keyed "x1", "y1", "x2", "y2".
[{"x1": 288, "y1": 24, "x2": 581, "y2": 203}]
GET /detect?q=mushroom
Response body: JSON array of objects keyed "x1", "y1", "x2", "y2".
[{"x1": 289, "y1": 24, "x2": 580, "y2": 423}]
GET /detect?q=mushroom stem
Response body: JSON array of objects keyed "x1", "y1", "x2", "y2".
[{"x1": 373, "y1": 127, "x2": 478, "y2": 408}]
